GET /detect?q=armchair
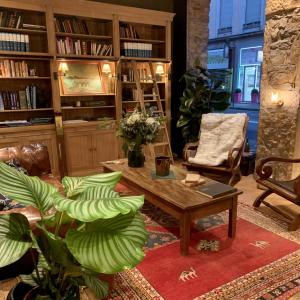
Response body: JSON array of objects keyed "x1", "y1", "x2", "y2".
[
  {"x1": 183, "y1": 113, "x2": 248, "y2": 186},
  {"x1": 253, "y1": 157, "x2": 300, "y2": 231}
]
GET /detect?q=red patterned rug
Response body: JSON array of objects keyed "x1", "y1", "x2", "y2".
[{"x1": 108, "y1": 188, "x2": 300, "y2": 300}]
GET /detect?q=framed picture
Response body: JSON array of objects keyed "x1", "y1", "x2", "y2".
[{"x1": 59, "y1": 61, "x2": 103, "y2": 96}]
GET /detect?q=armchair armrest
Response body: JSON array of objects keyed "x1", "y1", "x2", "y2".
[
  {"x1": 227, "y1": 140, "x2": 245, "y2": 168},
  {"x1": 183, "y1": 142, "x2": 199, "y2": 161},
  {"x1": 256, "y1": 157, "x2": 300, "y2": 180}
]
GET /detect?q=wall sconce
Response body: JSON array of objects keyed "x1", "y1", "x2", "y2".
[
  {"x1": 155, "y1": 64, "x2": 165, "y2": 75},
  {"x1": 58, "y1": 62, "x2": 69, "y2": 76},
  {"x1": 102, "y1": 63, "x2": 112, "y2": 75},
  {"x1": 271, "y1": 92, "x2": 284, "y2": 107}
]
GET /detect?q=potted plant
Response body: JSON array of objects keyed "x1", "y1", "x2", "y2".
[
  {"x1": 0, "y1": 162, "x2": 147, "y2": 299},
  {"x1": 117, "y1": 109, "x2": 164, "y2": 167},
  {"x1": 234, "y1": 88, "x2": 242, "y2": 103},
  {"x1": 176, "y1": 65, "x2": 231, "y2": 143},
  {"x1": 251, "y1": 88, "x2": 259, "y2": 103}
]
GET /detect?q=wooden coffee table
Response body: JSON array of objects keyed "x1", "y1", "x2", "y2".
[{"x1": 102, "y1": 160, "x2": 242, "y2": 255}]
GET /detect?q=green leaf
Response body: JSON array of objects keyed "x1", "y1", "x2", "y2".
[
  {"x1": 0, "y1": 162, "x2": 58, "y2": 213},
  {"x1": 62, "y1": 172, "x2": 122, "y2": 198},
  {"x1": 0, "y1": 213, "x2": 32, "y2": 267},
  {"x1": 83, "y1": 274, "x2": 109, "y2": 299},
  {"x1": 66, "y1": 213, "x2": 147, "y2": 274},
  {"x1": 53, "y1": 186, "x2": 144, "y2": 222},
  {"x1": 42, "y1": 211, "x2": 75, "y2": 229}
]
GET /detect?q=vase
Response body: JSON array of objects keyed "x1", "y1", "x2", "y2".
[{"x1": 128, "y1": 148, "x2": 145, "y2": 168}]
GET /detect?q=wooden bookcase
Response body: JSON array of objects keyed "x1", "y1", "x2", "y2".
[{"x1": 0, "y1": 0, "x2": 174, "y2": 177}]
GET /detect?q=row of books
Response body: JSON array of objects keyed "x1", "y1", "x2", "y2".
[
  {"x1": 0, "y1": 86, "x2": 38, "y2": 110},
  {"x1": 0, "y1": 60, "x2": 31, "y2": 78},
  {"x1": 120, "y1": 24, "x2": 139, "y2": 39},
  {"x1": 54, "y1": 17, "x2": 89, "y2": 35},
  {"x1": 0, "y1": 11, "x2": 21, "y2": 29},
  {"x1": 122, "y1": 42, "x2": 153, "y2": 58},
  {"x1": 56, "y1": 38, "x2": 112, "y2": 56},
  {"x1": 0, "y1": 117, "x2": 52, "y2": 127},
  {"x1": 0, "y1": 33, "x2": 30, "y2": 52}
]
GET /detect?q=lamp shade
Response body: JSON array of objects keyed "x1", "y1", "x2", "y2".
[
  {"x1": 102, "y1": 63, "x2": 112, "y2": 74},
  {"x1": 155, "y1": 65, "x2": 164, "y2": 75},
  {"x1": 58, "y1": 62, "x2": 69, "y2": 73}
]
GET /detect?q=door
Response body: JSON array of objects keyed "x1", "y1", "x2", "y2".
[
  {"x1": 64, "y1": 132, "x2": 93, "y2": 175},
  {"x1": 93, "y1": 130, "x2": 118, "y2": 167}
]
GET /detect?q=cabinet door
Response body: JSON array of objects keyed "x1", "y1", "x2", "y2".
[
  {"x1": 92, "y1": 130, "x2": 118, "y2": 166},
  {"x1": 64, "y1": 132, "x2": 93, "y2": 175}
]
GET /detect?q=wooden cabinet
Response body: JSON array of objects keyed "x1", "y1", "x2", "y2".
[{"x1": 64, "y1": 121, "x2": 117, "y2": 176}]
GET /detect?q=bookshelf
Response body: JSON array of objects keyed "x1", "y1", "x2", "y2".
[{"x1": 0, "y1": 0, "x2": 174, "y2": 177}]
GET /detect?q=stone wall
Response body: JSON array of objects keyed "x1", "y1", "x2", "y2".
[
  {"x1": 257, "y1": 1, "x2": 300, "y2": 179},
  {"x1": 186, "y1": 0, "x2": 210, "y2": 68}
]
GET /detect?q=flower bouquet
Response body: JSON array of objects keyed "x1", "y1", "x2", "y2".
[{"x1": 118, "y1": 109, "x2": 163, "y2": 167}]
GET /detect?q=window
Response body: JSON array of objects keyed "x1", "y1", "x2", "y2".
[
  {"x1": 219, "y1": 0, "x2": 233, "y2": 29},
  {"x1": 245, "y1": 0, "x2": 261, "y2": 24}
]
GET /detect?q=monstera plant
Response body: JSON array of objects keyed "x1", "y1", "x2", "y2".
[{"x1": 0, "y1": 162, "x2": 147, "y2": 300}]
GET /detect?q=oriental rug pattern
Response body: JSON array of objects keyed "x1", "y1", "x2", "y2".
[{"x1": 107, "y1": 201, "x2": 300, "y2": 300}]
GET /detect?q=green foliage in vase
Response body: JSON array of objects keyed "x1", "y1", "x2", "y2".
[
  {"x1": 117, "y1": 109, "x2": 164, "y2": 152},
  {"x1": 177, "y1": 65, "x2": 231, "y2": 142},
  {"x1": 0, "y1": 163, "x2": 147, "y2": 299}
]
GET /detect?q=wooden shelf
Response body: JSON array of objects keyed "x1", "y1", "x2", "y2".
[
  {"x1": 0, "y1": 27, "x2": 47, "y2": 35},
  {"x1": 0, "y1": 51, "x2": 52, "y2": 58},
  {"x1": 60, "y1": 93, "x2": 115, "y2": 97},
  {"x1": 0, "y1": 108, "x2": 53, "y2": 112},
  {"x1": 62, "y1": 106, "x2": 115, "y2": 109},
  {"x1": 120, "y1": 37, "x2": 165, "y2": 44},
  {"x1": 120, "y1": 56, "x2": 170, "y2": 62},
  {"x1": 56, "y1": 32, "x2": 112, "y2": 40},
  {"x1": 0, "y1": 77, "x2": 51, "y2": 80},
  {"x1": 56, "y1": 54, "x2": 116, "y2": 60}
]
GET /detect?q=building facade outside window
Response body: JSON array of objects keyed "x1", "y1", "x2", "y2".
[{"x1": 208, "y1": 0, "x2": 266, "y2": 110}]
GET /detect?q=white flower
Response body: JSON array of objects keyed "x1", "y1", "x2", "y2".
[
  {"x1": 146, "y1": 117, "x2": 156, "y2": 125},
  {"x1": 127, "y1": 113, "x2": 141, "y2": 125}
]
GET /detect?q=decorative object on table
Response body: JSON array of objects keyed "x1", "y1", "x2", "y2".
[
  {"x1": 176, "y1": 62, "x2": 231, "y2": 143},
  {"x1": 151, "y1": 170, "x2": 176, "y2": 180},
  {"x1": 0, "y1": 163, "x2": 147, "y2": 299},
  {"x1": 117, "y1": 109, "x2": 164, "y2": 168},
  {"x1": 197, "y1": 240, "x2": 220, "y2": 252},
  {"x1": 155, "y1": 156, "x2": 170, "y2": 176},
  {"x1": 181, "y1": 173, "x2": 206, "y2": 187}
]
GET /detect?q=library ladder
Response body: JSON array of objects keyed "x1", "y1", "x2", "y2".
[{"x1": 131, "y1": 60, "x2": 173, "y2": 162}]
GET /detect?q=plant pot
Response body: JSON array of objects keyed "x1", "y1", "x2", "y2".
[
  {"x1": 234, "y1": 93, "x2": 242, "y2": 103},
  {"x1": 251, "y1": 93, "x2": 259, "y2": 103},
  {"x1": 155, "y1": 156, "x2": 170, "y2": 176},
  {"x1": 128, "y1": 148, "x2": 145, "y2": 168}
]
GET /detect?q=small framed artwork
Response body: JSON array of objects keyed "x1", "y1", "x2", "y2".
[{"x1": 59, "y1": 61, "x2": 103, "y2": 96}]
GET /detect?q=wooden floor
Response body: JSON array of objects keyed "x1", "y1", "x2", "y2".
[{"x1": 0, "y1": 173, "x2": 300, "y2": 299}]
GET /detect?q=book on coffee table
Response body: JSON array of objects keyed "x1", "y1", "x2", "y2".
[{"x1": 196, "y1": 181, "x2": 237, "y2": 199}]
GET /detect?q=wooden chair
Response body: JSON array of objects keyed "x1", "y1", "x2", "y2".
[
  {"x1": 253, "y1": 157, "x2": 300, "y2": 231},
  {"x1": 183, "y1": 116, "x2": 248, "y2": 186}
]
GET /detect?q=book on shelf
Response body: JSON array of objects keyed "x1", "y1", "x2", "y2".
[
  {"x1": 120, "y1": 23, "x2": 139, "y2": 39},
  {"x1": 122, "y1": 42, "x2": 152, "y2": 58},
  {"x1": 196, "y1": 181, "x2": 237, "y2": 199},
  {"x1": 54, "y1": 17, "x2": 89, "y2": 35},
  {"x1": 22, "y1": 24, "x2": 46, "y2": 30},
  {"x1": 0, "y1": 33, "x2": 30, "y2": 52},
  {"x1": 0, "y1": 59, "x2": 30, "y2": 77},
  {"x1": 0, "y1": 11, "x2": 22, "y2": 29},
  {"x1": 0, "y1": 120, "x2": 31, "y2": 127},
  {"x1": 0, "y1": 85, "x2": 39, "y2": 110},
  {"x1": 56, "y1": 38, "x2": 112, "y2": 56}
]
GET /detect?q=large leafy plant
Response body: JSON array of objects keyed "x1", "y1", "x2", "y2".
[
  {"x1": 0, "y1": 162, "x2": 147, "y2": 299},
  {"x1": 177, "y1": 66, "x2": 231, "y2": 142}
]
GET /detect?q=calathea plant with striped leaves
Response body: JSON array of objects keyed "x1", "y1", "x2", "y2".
[{"x1": 0, "y1": 162, "x2": 147, "y2": 299}]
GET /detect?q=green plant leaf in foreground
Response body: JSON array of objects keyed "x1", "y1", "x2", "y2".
[
  {"x1": 83, "y1": 274, "x2": 109, "y2": 299},
  {"x1": 0, "y1": 162, "x2": 57, "y2": 213},
  {"x1": 62, "y1": 172, "x2": 122, "y2": 198},
  {"x1": 53, "y1": 186, "x2": 144, "y2": 222},
  {"x1": 0, "y1": 213, "x2": 32, "y2": 267},
  {"x1": 66, "y1": 213, "x2": 147, "y2": 274}
]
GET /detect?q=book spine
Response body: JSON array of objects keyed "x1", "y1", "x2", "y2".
[{"x1": 25, "y1": 35, "x2": 30, "y2": 52}]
